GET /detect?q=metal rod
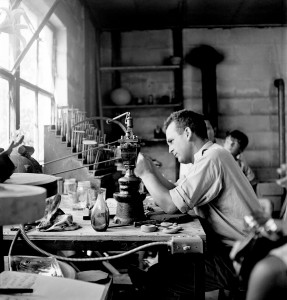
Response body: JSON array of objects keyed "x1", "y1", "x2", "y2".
[
  {"x1": 42, "y1": 140, "x2": 118, "y2": 166},
  {"x1": 50, "y1": 157, "x2": 120, "y2": 175}
]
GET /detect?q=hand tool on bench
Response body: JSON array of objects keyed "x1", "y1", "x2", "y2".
[{"x1": 108, "y1": 219, "x2": 158, "y2": 228}]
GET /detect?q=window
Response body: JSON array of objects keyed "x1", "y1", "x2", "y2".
[
  {"x1": 0, "y1": 0, "x2": 57, "y2": 163},
  {"x1": 20, "y1": 86, "x2": 36, "y2": 147},
  {"x1": 0, "y1": 77, "x2": 10, "y2": 148}
]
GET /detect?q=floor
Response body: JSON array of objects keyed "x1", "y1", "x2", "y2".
[
  {"x1": 71, "y1": 251, "x2": 221, "y2": 300},
  {"x1": 112, "y1": 284, "x2": 220, "y2": 300}
]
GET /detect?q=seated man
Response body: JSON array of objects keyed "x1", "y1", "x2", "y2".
[
  {"x1": 132, "y1": 109, "x2": 262, "y2": 299},
  {"x1": 0, "y1": 135, "x2": 24, "y2": 182},
  {"x1": 245, "y1": 163, "x2": 287, "y2": 300},
  {"x1": 223, "y1": 130, "x2": 257, "y2": 190}
]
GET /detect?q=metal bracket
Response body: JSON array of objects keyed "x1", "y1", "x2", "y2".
[{"x1": 169, "y1": 236, "x2": 203, "y2": 254}]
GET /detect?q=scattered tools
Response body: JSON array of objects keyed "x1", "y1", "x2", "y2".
[
  {"x1": 109, "y1": 219, "x2": 158, "y2": 228},
  {"x1": 162, "y1": 225, "x2": 182, "y2": 234},
  {"x1": 108, "y1": 219, "x2": 183, "y2": 234},
  {"x1": 140, "y1": 224, "x2": 157, "y2": 232}
]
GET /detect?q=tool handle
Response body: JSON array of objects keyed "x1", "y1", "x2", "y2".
[{"x1": 134, "y1": 220, "x2": 157, "y2": 227}]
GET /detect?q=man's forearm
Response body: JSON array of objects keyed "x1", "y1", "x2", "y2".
[
  {"x1": 141, "y1": 172, "x2": 178, "y2": 214},
  {"x1": 152, "y1": 165, "x2": 176, "y2": 190}
]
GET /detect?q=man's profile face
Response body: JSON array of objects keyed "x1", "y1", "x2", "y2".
[{"x1": 166, "y1": 122, "x2": 191, "y2": 163}]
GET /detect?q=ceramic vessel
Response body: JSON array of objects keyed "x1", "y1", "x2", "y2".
[{"x1": 110, "y1": 88, "x2": 132, "y2": 106}]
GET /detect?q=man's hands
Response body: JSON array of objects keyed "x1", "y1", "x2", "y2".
[
  {"x1": 134, "y1": 152, "x2": 155, "y2": 178},
  {"x1": 134, "y1": 152, "x2": 178, "y2": 214}
]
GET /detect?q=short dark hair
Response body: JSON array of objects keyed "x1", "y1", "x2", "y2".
[
  {"x1": 226, "y1": 130, "x2": 249, "y2": 151},
  {"x1": 164, "y1": 109, "x2": 208, "y2": 140}
]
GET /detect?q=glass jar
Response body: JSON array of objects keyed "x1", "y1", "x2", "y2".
[
  {"x1": 91, "y1": 189, "x2": 109, "y2": 232},
  {"x1": 63, "y1": 178, "x2": 76, "y2": 195},
  {"x1": 76, "y1": 181, "x2": 91, "y2": 210}
]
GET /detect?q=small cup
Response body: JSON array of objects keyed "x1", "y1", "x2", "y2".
[
  {"x1": 67, "y1": 182, "x2": 77, "y2": 203},
  {"x1": 68, "y1": 191, "x2": 78, "y2": 204}
]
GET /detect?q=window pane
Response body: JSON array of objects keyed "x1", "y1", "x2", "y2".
[
  {"x1": 20, "y1": 86, "x2": 35, "y2": 148},
  {"x1": 38, "y1": 26, "x2": 54, "y2": 92},
  {"x1": 16, "y1": 0, "x2": 55, "y2": 57},
  {"x1": 0, "y1": 0, "x2": 14, "y2": 69},
  {"x1": 20, "y1": 41, "x2": 37, "y2": 84},
  {"x1": 0, "y1": 77, "x2": 9, "y2": 148},
  {"x1": 18, "y1": 2, "x2": 38, "y2": 83},
  {"x1": 38, "y1": 93, "x2": 51, "y2": 163}
]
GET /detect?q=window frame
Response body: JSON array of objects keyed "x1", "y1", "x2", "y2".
[{"x1": 0, "y1": 1, "x2": 58, "y2": 162}]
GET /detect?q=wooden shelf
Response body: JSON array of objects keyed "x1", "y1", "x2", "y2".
[
  {"x1": 141, "y1": 138, "x2": 166, "y2": 146},
  {"x1": 102, "y1": 103, "x2": 182, "y2": 109},
  {"x1": 100, "y1": 65, "x2": 180, "y2": 72}
]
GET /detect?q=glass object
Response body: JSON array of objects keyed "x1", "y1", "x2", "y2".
[
  {"x1": 77, "y1": 181, "x2": 91, "y2": 210},
  {"x1": 91, "y1": 188, "x2": 109, "y2": 232},
  {"x1": 64, "y1": 178, "x2": 76, "y2": 194},
  {"x1": 65, "y1": 179, "x2": 77, "y2": 207},
  {"x1": 87, "y1": 188, "x2": 97, "y2": 209}
]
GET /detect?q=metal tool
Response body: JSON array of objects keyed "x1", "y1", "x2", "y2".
[{"x1": 109, "y1": 219, "x2": 157, "y2": 228}]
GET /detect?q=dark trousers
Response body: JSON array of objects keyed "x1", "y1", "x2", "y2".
[{"x1": 141, "y1": 245, "x2": 239, "y2": 300}]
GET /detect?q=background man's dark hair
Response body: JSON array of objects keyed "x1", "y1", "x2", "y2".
[
  {"x1": 226, "y1": 130, "x2": 249, "y2": 151},
  {"x1": 164, "y1": 109, "x2": 208, "y2": 140}
]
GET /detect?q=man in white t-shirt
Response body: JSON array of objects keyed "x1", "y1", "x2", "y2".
[{"x1": 132, "y1": 109, "x2": 262, "y2": 299}]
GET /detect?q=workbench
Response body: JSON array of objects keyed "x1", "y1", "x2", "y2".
[{"x1": 2, "y1": 196, "x2": 206, "y2": 299}]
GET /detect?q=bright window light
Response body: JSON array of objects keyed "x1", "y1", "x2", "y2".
[{"x1": 0, "y1": 77, "x2": 9, "y2": 148}]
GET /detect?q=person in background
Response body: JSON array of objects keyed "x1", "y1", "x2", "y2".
[
  {"x1": 204, "y1": 116, "x2": 224, "y2": 146},
  {"x1": 223, "y1": 130, "x2": 257, "y2": 190},
  {"x1": 131, "y1": 109, "x2": 262, "y2": 300},
  {"x1": 244, "y1": 163, "x2": 287, "y2": 300},
  {"x1": 0, "y1": 135, "x2": 24, "y2": 182}
]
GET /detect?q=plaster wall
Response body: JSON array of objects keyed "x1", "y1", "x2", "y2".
[
  {"x1": 183, "y1": 27, "x2": 287, "y2": 181},
  {"x1": 52, "y1": 0, "x2": 96, "y2": 114},
  {"x1": 100, "y1": 27, "x2": 287, "y2": 182}
]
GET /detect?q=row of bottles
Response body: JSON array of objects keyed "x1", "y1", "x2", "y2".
[{"x1": 64, "y1": 178, "x2": 109, "y2": 232}]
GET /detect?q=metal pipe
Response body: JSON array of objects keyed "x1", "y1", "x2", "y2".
[
  {"x1": 50, "y1": 156, "x2": 120, "y2": 176},
  {"x1": 274, "y1": 79, "x2": 286, "y2": 166},
  {"x1": 42, "y1": 140, "x2": 118, "y2": 166}
]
